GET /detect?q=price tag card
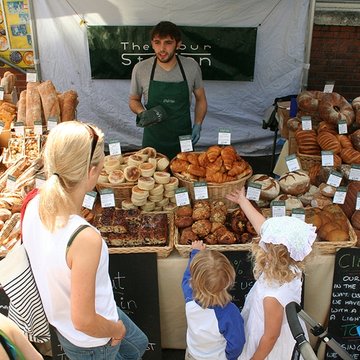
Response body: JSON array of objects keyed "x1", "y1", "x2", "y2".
[
  {"x1": 246, "y1": 182, "x2": 261, "y2": 201},
  {"x1": 175, "y1": 187, "x2": 190, "y2": 206},
  {"x1": 338, "y1": 120, "x2": 348, "y2": 134},
  {"x1": 47, "y1": 117, "x2": 58, "y2": 131},
  {"x1": 14, "y1": 122, "x2": 25, "y2": 136},
  {"x1": 291, "y1": 208, "x2": 305, "y2": 221},
  {"x1": 34, "y1": 121, "x2": 43, "y2": 135},
  {"x1": 108, "y1": 140, "x2": 122, "y2": 155},
  {"x1": 333, "y1": 186, "x2": 347, "y2": 204},
  {"x1": 0, "y1": 121, "x2": 4, "y2": 134},
  {"x1": 218, "y1": 128, "x2": 231, "y2": 145},
  {"x1": 323, "y1": 81, "x2": 335, "y2": 93},
  {"x1": 349, "y1": 165, "x2": 360, "y2": 181},
  {"x1": 327, "y1": 170, "x2": 342, "y2": 188},
  {"x1": 99, "y1": 189, "x2": 115, "y2": 208},
  {"x1": 35, "y1": 174, "x2": 46, "y2": 189},
  {"x1": 6, "y1": 175, "x2": 16, "y2": 191},
  {"x1": 83, "y1": 191, "x2": 97, "y2": 210},
  {"x1": 26, "y1": 70, "x2": 38, "y2": 82},
  {"x1": 356, "y1": 192, "x2": 360, "y2": 210},
  {"x1": 321, "y1": 150, "x2": 334, "y2": 167},
  {"x1": 179, "y1": 135, "x2": 193, "y2": 152},
  {"x1": 285, "y1": 154, "x2": 300, "y2": 172},
  {"x1": 271, "y1": 200, "x2": 286, "y2": 217},
  {"x1": 301, "y1": 116, "x2": 312, "y2": 130},
  {"x1": 0, "y1": 87, "x2": 4, "y2": 101},
  {"x1": 194, "y1": 182, "x2": 208, "y2": 200}
]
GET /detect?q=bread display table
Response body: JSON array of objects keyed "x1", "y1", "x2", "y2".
[{"x1": 157, "y1": 250, "x2": 336, "y2": 359}]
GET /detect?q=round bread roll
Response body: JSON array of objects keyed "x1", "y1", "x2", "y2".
[
  {"x1": 164, "y1": 190, "x2": 176, "y2": 198},
  {"x1": 278, "y1": 170, "x2": 310, "y2": 196},
  {"x1": 141, "y1": 201, "x2": 156, "y2": 212},
  {"x1": 248, "y1": 174, "x2": 280, "y2": 200},
  {"x1": 164, "y1": 177, "x2": 179, "y2": 191},
  {"x1": 176, "y1": 205, "x2": 193, "y2": 217},
  {"x1": 137, "y1": 176, "x2": 155, "y2": 191},
  {"x1": 128, "y1": 154, "x2": 144, "y2": 167},
  {"x1": 139, "y1": 162, "x2": 156, "y2": 177},
  {"x1": 131, "y1": 196, "x2": 147, "y2": 207},
  {"x1": 154, "y1": 171, "x2": 171, "y2": 184},
  {"x1": 124, "y1": 166, "x2": 141, "y2": 182},
  {"x1": 149, "y1": 183, "x2": 164, "y2": 196},
  {"x1": 131, "y1": 185, "x2": 149, "y2": 200},
  {"x1": 135, "y1": 151, "x2": 149, "y2": 162},
  {"x1": 274, "y1": 194, "x2": 303, "y2": 211},
  {"x1": 169, "y1": 196, "x2": 177, "y2": 204},
  {"x1": 148, "y1": 194, "x2": 164, "y2": 203},
  {"x1": 319, "y1": 183, "x2": 336, "y2": 198},
  {"x1": 157, "y1": 157, "x2": 170, "y2": 171},
  {"x1": 140, "y1": 146, "x2": 157, "y2": 158},
  {"x1": 121, "y1": 199, "x2": 137, "y2": 210},
  {"x1": 163, "y1": 203, "x2": 177, "y2": 211},
  {"x1": 157, "y1": 197, "x2": 169, "y2": 207},
  {"x1": 175, "y1": 215, "x2": 194, "y2": 228},
  {"x1": 108, "y1": 170, "x2": 125, "y2": 184},
  {"x1": 98, "y1": 170, "x2": 109, "y2": 183},
  {"x1": 148, "y1": 157, "x2": 157, "y2": 167},
  {"x1": 104, "y1": 158, "x2": 121, "y2": 174}
]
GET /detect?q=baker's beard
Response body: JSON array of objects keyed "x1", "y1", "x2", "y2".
[{"x1": 156, "y1": 49, "x2": 177, "y2": 63}]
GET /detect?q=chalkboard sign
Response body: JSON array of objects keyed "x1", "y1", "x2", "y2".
[
  {"x1": 52, "y1": 253, "x2": 161, "y2": 360},
  {"x1": 326, "y1": 248, "x2": 360, "y2": 359},
  {"x1": 222, "y1": 251, "x2": 255, "y2": 309}
]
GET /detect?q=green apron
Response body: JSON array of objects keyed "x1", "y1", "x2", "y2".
[{"x1": 142, "y1": 56, "x2": 192, "y2": 160}]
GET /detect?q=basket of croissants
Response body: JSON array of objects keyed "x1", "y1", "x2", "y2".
[{"x1": 170, "y1": 145, "x2": 252, "y2": 208}]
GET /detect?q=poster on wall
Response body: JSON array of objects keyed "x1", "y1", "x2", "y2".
[
  {"x1": 0, "y1": 0, "x2": 34, "y2": 68},
  {"x1": 88, "y1": 25, "x2": 257, "y2": 81}
]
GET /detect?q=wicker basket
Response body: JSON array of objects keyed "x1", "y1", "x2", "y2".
[
  {"x1": 171, "y1": 152, "x2": 253, "y2": 208},
  {"x1": 107, "y1": 211, "x2": 175, "y2": 258},
  {"x1": 297, "y1": 152, "x2": 321, "y2": 172},
  {"x1": 96, "y1": 151, "x2": 169, "y2": 208},
  {"x1": 261, "y1": 207, "x2": 357, "y2": 255}
]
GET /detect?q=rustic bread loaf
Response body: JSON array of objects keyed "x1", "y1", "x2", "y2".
[
  {"x1": 248, "y1": 174, "x2": 280, "y2": 200},
  {"x1": 278, "y1": 170, "x2": 310, "y2": 195},
  {"x1": 317, "y1": 131, "x2": 341, "y2": 153}
]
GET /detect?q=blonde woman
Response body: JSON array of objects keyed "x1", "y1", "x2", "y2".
[
  {"x1": 226, "y1": 188, "x2": 317, "y2": 360},
  {"x1": 182, "y1": 241, "x2": 245, "y2": 360},
  {"x1": 22, "y1": 121, "x2": 148, "y2": 360}
]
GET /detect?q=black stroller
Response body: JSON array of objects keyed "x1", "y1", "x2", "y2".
[{"x1": 286, "y1": 302, "x2": 354, "y2": 360}]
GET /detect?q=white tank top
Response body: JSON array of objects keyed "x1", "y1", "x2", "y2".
[{"x1": 22, "y1": 195, "x2": 118, "y2": 347}]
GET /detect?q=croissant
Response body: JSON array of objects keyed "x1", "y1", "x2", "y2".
[
  {"x1": 221, "y1": 146, "x2": 237, "y2": 170},
  {"x1": 198, "y1": 152, "x2": 210, "y2": 167},
  {"x1": 187, "y1": 153, "x2": 199, "y2": 165},
  {"x1": 206, "y1": 156, "x2": 223, "y2": 173},
  {"x1": 188, "y1": 164, "x2": 206, "y2": 177},
  {"x1": 206, "y1": 171, "x2": 235, "y2": 183},
  {"x1": 170, "y1": 159, "x2": 189, "y2": 173},
  {"x1": 177, "y1": 152, "x2": 189, "y2": 161},
  {"x1": 228, "y1": 160, "x2": 248, "y2": 176},
  {"x1": 206, "y1": 145, "x2": 222, "y2": 163}
]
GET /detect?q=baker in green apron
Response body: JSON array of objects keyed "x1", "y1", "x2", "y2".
[{"x1": 129, "y1": 21, "x2": 207, "y2": 160}]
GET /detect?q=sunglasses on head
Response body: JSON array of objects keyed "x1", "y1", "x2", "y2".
[{"x1": 85, "y1": 124, "x2": 99, "y2": 163}]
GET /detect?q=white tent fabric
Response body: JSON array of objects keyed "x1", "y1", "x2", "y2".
[{"x1": 32, "y1": 0, "x2": 309, "y2": 155}]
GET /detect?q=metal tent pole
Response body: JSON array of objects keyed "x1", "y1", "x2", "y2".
[{"x1": 28, "y1": 0, "x2": 42, "y2": 81}]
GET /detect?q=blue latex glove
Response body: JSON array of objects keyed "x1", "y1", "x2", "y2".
[{"x1": 191, "y1": 123, "x2": 201, "y2": 145}]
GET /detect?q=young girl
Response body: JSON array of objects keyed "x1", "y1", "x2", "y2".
[
  {"x1": 226, "y1": 187, "x2": 317, "y2": 360},
  {"x1": 182, "y1": 240, "x2": 245, "y2": 360}
]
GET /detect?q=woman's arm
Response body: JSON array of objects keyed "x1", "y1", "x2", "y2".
[
  {"x1": 226, "y1": 187, "x2": 265, "y2": 234},
  {"x1": 67, "y1": 227, "x2": 125, "y2": 342},
  {"x1": 250, "y1": 297, "x2": 283, "y2": 360},
  {"x1": 0, "y1": 313, "x2": 43, "y2": 359}
]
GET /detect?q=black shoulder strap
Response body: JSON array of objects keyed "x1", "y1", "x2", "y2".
[{"x1": 65, "y1": 224, "x2": 91, "y2": 257}]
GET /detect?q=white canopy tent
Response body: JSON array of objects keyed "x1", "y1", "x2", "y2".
[{"x1": 30, "y1": 0, "x2": 311, "y2": 155}]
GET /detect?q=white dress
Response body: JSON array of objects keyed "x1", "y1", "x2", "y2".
[{"x1": 238, "y1": 273, "x2": 307, "y2": 360}]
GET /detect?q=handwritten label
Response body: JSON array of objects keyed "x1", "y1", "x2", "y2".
[
  {"x1": 179, "y1": 135, "x2": 193, "y2": 152},
  {"x1": 175, "y1": 187, "x2": 190, "y2": 206},
  {"x1": 246, "y1": 182, "x2": 261, "y2": 201},
  {"x1": 285, "y1": 154, "x2": 300, "y2": 172},
  {"x1": 109, "y1": 140, "x2": 122, "y2": 155},
  {"x1": 194, "y1": 182, "x2": 208, "y2": 200},
  {"x1": 301, "y1": 116, "x2": 312, "y2": 130},
  {"x1": 218, "y1": 128, "x2": 231, "y2": 145}
]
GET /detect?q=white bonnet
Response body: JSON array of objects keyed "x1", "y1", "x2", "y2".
[{"x1": 259, "y1": 216, "x2": 317, "y2": 261}]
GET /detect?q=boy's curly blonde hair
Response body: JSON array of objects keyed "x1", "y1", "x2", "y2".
[{"x1": 190, "y1": 250, "x2": 235, "y2": 308}]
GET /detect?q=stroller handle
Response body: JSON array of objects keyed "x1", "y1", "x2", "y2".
[{"x1": 286, "y1": 302, "x2": 318, "y2": 360}]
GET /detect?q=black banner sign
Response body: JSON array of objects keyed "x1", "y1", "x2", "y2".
[{"x1": 87, "y1": 25, "x2": 257, "y2": 81}]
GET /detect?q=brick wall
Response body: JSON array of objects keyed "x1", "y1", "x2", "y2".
[{"x1": 308, "y1": 24, "x2": 360, "y2": 101}]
